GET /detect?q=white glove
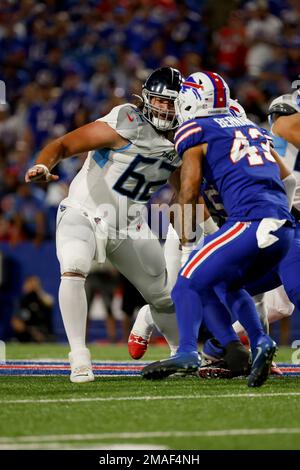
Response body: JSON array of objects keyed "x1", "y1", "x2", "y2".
[
  {"x1": 180, "y1": 218, "x2": 218, "y2": 266},
  {"x1": 203, "y1": 216, "x2": 219, "y2": 236},
  {"x1": 181, "y1": 244, "x2": 197, "y2": 267}
]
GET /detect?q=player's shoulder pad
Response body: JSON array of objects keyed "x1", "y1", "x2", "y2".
[
  {"x1": 97, "y1": 103, "x2": 140, "y2": 143},
  {"x1": 174, "y1": 119, "x2": 203, "y2": 157}
]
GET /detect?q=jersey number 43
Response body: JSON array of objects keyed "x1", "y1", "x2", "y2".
[{"x1": 230, "y1": 128, "x2": 276, "y2": 166}]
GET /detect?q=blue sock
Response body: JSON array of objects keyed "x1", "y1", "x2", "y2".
[
  {"x1": 171, "y1": 276, "x2": 202, "y2": 354},
  {"x1": 288, "y1": 290, "x2": 300, "y2": 312},
  {"x1": 202, "y1": 290, "x2": 239, "y2": 347},
  {"x1": 216, "y1": 287, "x2": 264, "y2": 348}
]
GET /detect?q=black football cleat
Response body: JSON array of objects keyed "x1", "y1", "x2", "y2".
[
  {"x1": 223, "y1": 340, "x2": 251, "y2": 375},
  {"x1": 142, "y1": 351, "x2": 200, "y2": 380}
]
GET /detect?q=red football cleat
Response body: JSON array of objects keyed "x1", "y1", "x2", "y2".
[{"x1": 128, "y1": 333, "x2": 149, "y2": 359}]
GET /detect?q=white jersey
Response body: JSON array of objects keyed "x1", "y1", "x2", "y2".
[
  {"x1": 273, "y1": 133, "x2": 300, "y2": 211},
  {"x1": 62, "y1": 104, "x2": 181, "y2": 226}
]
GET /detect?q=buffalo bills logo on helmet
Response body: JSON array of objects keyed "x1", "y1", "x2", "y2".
[
  {"x1": 175, "y1": 71, "x2": 230, "y2": 123},
  {"x1": 181, "y1": 76, "x2": 204, "y2": 100}
]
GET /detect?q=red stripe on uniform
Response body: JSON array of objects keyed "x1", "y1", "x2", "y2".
[
  {"x1": 203, "y1": 71, "x2": 226, "y2": 108},
  {"x1": 182, "y1": 222, "x2": 246, "y2": 278}
]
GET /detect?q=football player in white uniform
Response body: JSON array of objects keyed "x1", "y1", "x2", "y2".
[
  {"x1": 25, "y1": 67, "x2": 183, "y2": 383},
  {"x1": 270, "y1": 94, "x2": 300, "y2": 149}
]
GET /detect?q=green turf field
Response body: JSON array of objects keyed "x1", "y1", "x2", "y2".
[{"x1": 1, "y1": 343, "x2": 300, "y2": 450}]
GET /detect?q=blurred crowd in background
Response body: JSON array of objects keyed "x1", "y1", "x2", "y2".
[{"x1": 0, "y1": 0, "x2": 299, "y2": 341}]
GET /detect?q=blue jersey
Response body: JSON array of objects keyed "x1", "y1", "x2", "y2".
[{"x1": 174, "y1": 114, "x2": 293, "y2": 223}]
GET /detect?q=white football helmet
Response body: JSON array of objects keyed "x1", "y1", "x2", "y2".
[
  {"x1": 229, "y1": 99, "x2": 247, "y2": 119},
  {"x1": 175, "y1": 71, "x2": 230, "y2": 124}
]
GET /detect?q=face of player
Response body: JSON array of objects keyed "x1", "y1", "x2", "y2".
[{"x1": 150, "y1": 96, "x2": 175, "y2": 119}]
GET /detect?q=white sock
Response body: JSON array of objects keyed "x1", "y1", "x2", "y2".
[
  {"x1": 150, "y1": 308, "x2": 179, "y2": 356},
  {"x1": 232, "y1": 320, "x2": 245, "y2": 336},
  {"x1": 131, "y1": 304, "x2": 155, "y2": 339},
  {"x1": 163, "y1": 225, "x2": 181, "y2": 289},
  {"x1": 253, "y1": 293, "x2": 269, "y2": 333},
  {"x1": 59, "y1": 276, "x2": 88, "y2": 353}
]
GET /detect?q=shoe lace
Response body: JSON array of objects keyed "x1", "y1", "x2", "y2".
[
  {"x1": 129, "y1": 334, "x2": 148, "y2": 346},
  {"x1": 73, "y1": 365, "x2": 91, "y2": 375}
]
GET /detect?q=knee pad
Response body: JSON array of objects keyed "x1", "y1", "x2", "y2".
[
  {"x1": 58, "y1": 240, "x2": 93, "y2": 276},
  {"x1": 145, "y1": 271, "x2": 174, "y2": 313},
  {"x1": 135, "y1": 238, "x2": 166, "y2": 277},
  {"x1": 56, "y1": 206, "x2": 96, "y2": 276}
]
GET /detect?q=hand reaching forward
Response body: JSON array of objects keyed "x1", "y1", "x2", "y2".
[{"x1": 25, "y1": 164, "x2": 59, "y2": 183}]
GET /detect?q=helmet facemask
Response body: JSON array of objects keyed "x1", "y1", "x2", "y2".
[
  {"x1": 142, "y1": 90, "x2": 178, "y2": 131},
  {"x1": 141, "y1": 67, "x2": 183, "y2": 131}
]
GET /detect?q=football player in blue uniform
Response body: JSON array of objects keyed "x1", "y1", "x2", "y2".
[
  {"x1": 200, "y1": 99, "x2": 297, "y2": 377},
  {"x1": 142, "y1": 72, "x2": 295, "y2": 387}
]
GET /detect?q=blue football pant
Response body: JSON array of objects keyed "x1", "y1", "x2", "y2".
[
  {"x1": 246, "y1": 223, "x2": 300, "y2": 307},
  {"x1": 172, "y1": 220, "x2": 294, "y2": 354}
]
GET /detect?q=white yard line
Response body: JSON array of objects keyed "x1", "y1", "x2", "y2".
[
  {"x1": 1, "y1": 391, "x2": 300, "y2": 405},
  {"x1": 1, "y1": 428, "x2": 300, "y2": 445},
  {"x1": 0, "y1": 442, "x2": 167, "y2": 450}
]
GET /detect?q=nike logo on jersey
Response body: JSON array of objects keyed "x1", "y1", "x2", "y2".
[{"x1": 127, "y1": 113, "x2": 134, "y2": 122}]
